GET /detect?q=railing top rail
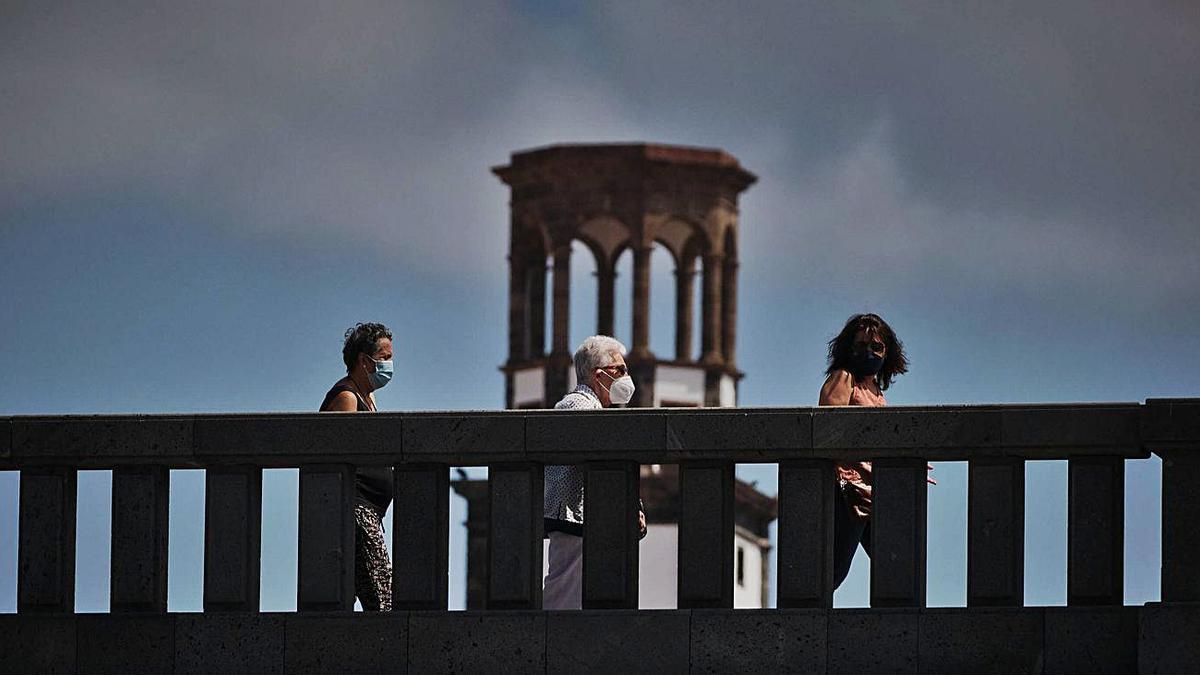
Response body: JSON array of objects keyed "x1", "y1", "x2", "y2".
[{"x1": 1, "y1": 399, "x2": 1195, "y2": 469}]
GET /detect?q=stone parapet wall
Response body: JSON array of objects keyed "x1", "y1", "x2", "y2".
[{"x1": 3, "y1": 606, "x2": 1197, "y2": 673}]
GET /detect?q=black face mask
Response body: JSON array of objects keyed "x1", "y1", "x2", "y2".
[{"x1": 850, "y1": 351, "x2": 884, "y2": 377}]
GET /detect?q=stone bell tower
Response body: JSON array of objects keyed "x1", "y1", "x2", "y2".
[{"x1": 494, "y1": 143, "x2": 756, "y2": 408}]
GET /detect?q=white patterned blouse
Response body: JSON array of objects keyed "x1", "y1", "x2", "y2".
[{"x1": 542, "y1": 384, "x2": 602, "y2": 536}]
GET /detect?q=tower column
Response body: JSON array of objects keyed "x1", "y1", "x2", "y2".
[
  {"x1": 507, "y1": 255, "x2": 527, "y2": 362},
  {"x1": 631, "y1": 244, "x2": 653, "y2": 358},
  {"x1": 528, "y1": 261, "x2": 547, "y2": 358},
  {"x1": 597, "y1": 263, "x2": 616, "y2": 336},
  {"x1": 700, "y1": 252, "x2": 725, "y2": 365},
  {"x1": 547, "y1": 244, "x2": 572, "y2": 401},
  {"x1": 675, "y1": 257, "x2": 696, "y2": 361},
  {"x1": 721, "y1": 259, "x2": 738, "y2": 367}
]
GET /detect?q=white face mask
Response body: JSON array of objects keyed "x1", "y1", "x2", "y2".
[{"x1": 597, "y1": 368, "x2": 636, "y2": 405}]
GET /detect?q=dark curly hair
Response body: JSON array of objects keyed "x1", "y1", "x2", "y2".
[
  {"x1": 342, "y1": 322, "x2": 392, "y2": 373},
  {"x1": 825, "y1": 313, "x2": 908, "y2": 391}
]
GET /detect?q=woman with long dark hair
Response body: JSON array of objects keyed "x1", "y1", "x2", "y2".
[{"x1": 819, "y1": 313, "x2": 930, "y2": 589}]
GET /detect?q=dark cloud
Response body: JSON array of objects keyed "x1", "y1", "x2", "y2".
[
  {"x1": 591, "y1": 2, "x2": 1200, "y2": 302},
  {"x1": 2, "y1": 1, "x2": 1196, "y2": 303}
]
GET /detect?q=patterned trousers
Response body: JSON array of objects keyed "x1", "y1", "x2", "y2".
[{"x1": 354, "y1": 501, "x2": 392, "y2": 612}]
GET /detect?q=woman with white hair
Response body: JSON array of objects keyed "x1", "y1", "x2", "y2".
[{"x1": 543, "y1": 335, "x2": 647, "y2": 610}]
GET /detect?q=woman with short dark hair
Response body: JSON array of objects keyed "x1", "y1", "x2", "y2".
[
  {"x1": 320, "y1": 322, "x2": 394, "y2": 611},
  {"x1": 819, "y1": 313, "x2": 930, "y2": 589}
]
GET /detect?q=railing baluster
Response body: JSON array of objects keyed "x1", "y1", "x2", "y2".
[
  {"x1": 297, "y1": 464, "x2": 355, "y2": 611},
  {"x1": 204, "y1": 466, "x2": 262, "y2": 611},
  {"x1": 486, "y1": 463, "x2": 543, "y2": 609},
  {"x1": 393, "y1": 464, "x2": 449, "y2": 609},
  {"x1": 1068, "y1": 456, "x2": 1124, "y2": 605},
  {"x1": 1161, "y1": 450, "x2": 1200, "y2": 602},
  {"x1": 678, "y1": 461, "x2": 735, "y2": 608},
  {"x1": 968, "y1": 458, "x2": 1025, "y2": 606},
  {"x1": 111, "y1": 467, "x2": 170, "y2": 612},
  {"x1": 1143, "y1": 398, "x2": 1199, "y2": 602},
  {"x1": 777, "y1": 459, "x2": 835, "y2": 608},
  {"x1": 583, "y1": 461, "x2": 640, "y2": 609},
  {"x1": 18, "y1": 468, "x2": 77, "y2": 613},
  {"x1": 870, "y1": 458, "x2": 927, "y2": 608}
]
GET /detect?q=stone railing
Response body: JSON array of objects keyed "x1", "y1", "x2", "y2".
[{"x1": 1, "y1": 399, "x2": 1197, "y2": 672}]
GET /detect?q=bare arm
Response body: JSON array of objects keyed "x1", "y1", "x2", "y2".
[
  {"x1": 819, "y1": 369, "x2": 854, "y2": 406},
  {"x1": 321, "y1": 390, "x2": 359, "y2": 412},
  {"x1": 820, "y1": 369, "x2": 936, "y2": 483}
]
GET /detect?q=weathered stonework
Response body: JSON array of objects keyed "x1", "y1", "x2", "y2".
[{"x1": 495, "y1": 144, "x2": 755, "y2": 409}]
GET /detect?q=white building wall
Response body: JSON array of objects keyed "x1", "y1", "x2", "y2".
[
  {"x1": 513, "y1": 366, "x2": 545, "y2": 407},
  {"x1": 641, "y1": 525, "x2": 769, "y2": 609},
  {"x1": 654, "y1": 365, "x2": 705, "y2": 407},
  {"x1": 638, "y1": 523, "x2": 679, "y2": 609},
  {"x1": 719, "y1": 373, "x2": 737, "y2": 407},
  {"x1": 636, "y1": 524, "x2": 769, "y2": 609},
  {"x1": 541, "y1": 523, "x2": 767, "y2": 609},
  {"x1": 733, "y1": 528, "x2": 767, "y2": 608}
]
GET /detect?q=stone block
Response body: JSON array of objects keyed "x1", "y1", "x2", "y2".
[
  {"x1": 526, "y1": 410, "x2": 665, "y2": 462},
  {"x1": 403, "y1": 413, "x2": 525, "y2": 464},
  {"x1": 827, "y1": 609, "x2": 918, "y2": 673},
  {"x1": 918, "y1": 608, "x2": 1044, "y2": 673},
  {"x1": 1067, "y1": 457, "x2": 1123, "y2": 605},
  {"x1": 409, "y1": 611, "x2": 545, "y2": 673},
  {"x1": 1044, "y1": 607, "x2": 1137, "y2": 673},
  {"x1": 77, "y1": 614, "x2": 175, "y2": 673},
  {"x1": 691, "y1": 609, "x2": 826, "y2": 674},
  {"x1": 297, "y1": 465, "x2": 355, "y2": 611},
  {"x1": 546, "y1": 610, "x2": 689, "y2": 674},
  {"x1": 393, "y1": 464, "x2": 449, "y2": 610},
  {"x1": 583, "y1": 462, "x2": 640, "y2": 609},
  {"x1": 776, "y1": 460, "x2": 835, "y2": 608},
  {"x1": 664, "y1": 410, "x2": 812, "y2": 460},
  {"x1": 18, "y1": 468, "x2": 76, "y2": 612},
  {"x1": 1142, "y1": 398, "x2": 1200, "y2": 447},
  {"x1": 677, "y1": 462, "x2": 734, "y2": 608},
  {"x1": 1160, "y1": 450, "x2": 1200, "y2": 601},
  {"x1": 194, "y1": 413, "x2": 400, "y2": 466},
  {"x1": 1139, "y1": 603, "x2": 1200, "y2": 671},
  {"x1": 1001, "y1": 405, "x2": 1143, "y2": 456},
  {"x1": 12, "y1": 415, "x2": 193, "y2": 465},
  {"x1": 967, "y1": 458, "x2": 1024, "y2": 606},
  {"x1": 204, "y1": 466, "x2": 262, "y2": 611},
  {"x1": 110, "y1": 466, "x2": 170, "y2": 612},
  {"x1": 0, "y1": 615, "x2": 77, "y2": 673},
  {"x1": 813, "y1": 407, "x2": 1001, "y2": 459},
  {"x1": 286, "y1": 613, "x2": 408, "y2": 674},
  {"x1": 487, "y1": 463, "x2": 543, "y2": 609},
  {"x1": 870, "y1": 459, "x2": 927, "y2": 608},
  {"x1": 174, "y1": 613, "x2": 285, "y2": 674}
]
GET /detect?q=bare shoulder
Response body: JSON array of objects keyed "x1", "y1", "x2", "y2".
[
  {"x1": 323, "y1": 389, "x2": 359, "y2": 412},
  {"x1": 819, "y1": 369, "x2": 854, "y2": 406}
]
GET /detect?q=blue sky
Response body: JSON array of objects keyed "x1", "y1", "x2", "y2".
[{"x1": 1, "y1": 1, "x2": 1197, "y2": 611}]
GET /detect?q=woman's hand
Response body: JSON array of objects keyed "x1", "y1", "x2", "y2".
[{"x1": 927, "y1": 463, "x2": 937, "y2": 485}]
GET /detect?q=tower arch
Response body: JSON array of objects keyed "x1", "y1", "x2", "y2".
[{"x1": 495, "y1": 144, "x2": 755, "y2": 407}]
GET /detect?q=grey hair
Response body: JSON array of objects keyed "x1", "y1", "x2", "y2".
[{"x1": 573, "y1": 335, "x2": 627, "y2": 384}]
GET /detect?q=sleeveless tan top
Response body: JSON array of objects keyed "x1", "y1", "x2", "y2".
[{"x1": 836, "y1": 377, "x2": 886, "y2": 520}]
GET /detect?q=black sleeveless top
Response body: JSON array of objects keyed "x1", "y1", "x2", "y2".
[{"x1": 320, "y1": 383, "x2": 393, "y2": 514}]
